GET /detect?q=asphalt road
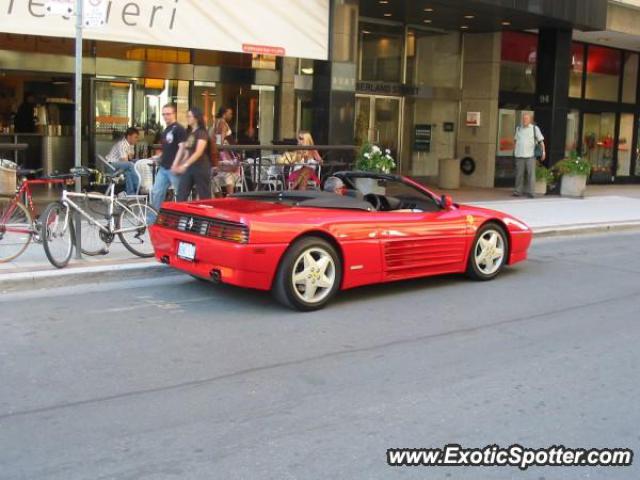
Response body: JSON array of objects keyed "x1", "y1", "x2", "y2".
[{"x1": 1, "y1": 232, "x2": 639, "y2": 480}]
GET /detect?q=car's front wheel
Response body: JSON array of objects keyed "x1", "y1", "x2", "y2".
[
  {"x1": 466, "y1": 223, "x2": 509, "y2": 281},
  {"x1": 273, "y1": 236, "x2": 342, "y2": 311}
]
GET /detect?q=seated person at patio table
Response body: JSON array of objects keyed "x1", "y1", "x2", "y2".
[
  {"x1": 287, "y1": 130, "x2": 323, "y2": 190},
  {"x1": 105, "y1": 127, "x2": 140, "y2": 195},
  {"x1": 212, "y1": 156, "x2": 241, "y2": 197}
]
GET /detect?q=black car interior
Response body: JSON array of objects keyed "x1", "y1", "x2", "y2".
[{"x1": 338, "y1": 175, "x2": 442, "y2": 213}]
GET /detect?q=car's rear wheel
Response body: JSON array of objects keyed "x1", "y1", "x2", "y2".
[
  {"x1": 273, "y1": 236, "x2": 342, "y2": 311},
  {"x1": 466, "y1": 223, "x2": 508, "y2": 281}
]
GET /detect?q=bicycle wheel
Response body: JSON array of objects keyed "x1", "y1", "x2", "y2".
[
  {"x1": 76, "y1": 194, "x2": 110, "y2": 256},
  {"x1": 80, "y1": 220, "x2": 109, "y2": 256},
  {"x1": 0, "y1": 198, "x2": 33, "y2": 262},
  {"x1": 42, "y1": 202, "x2": 74, "y2": 268},
  {"x1": 117, "y1": 202, "x2": 157, "y2": 258}
]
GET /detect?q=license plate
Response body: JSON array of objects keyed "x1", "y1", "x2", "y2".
[{"x1": 177, "y1": 242, "x2": 196, "y2": 261}]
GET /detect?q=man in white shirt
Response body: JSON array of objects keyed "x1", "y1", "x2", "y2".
[
  {"x1": 513, "y1": 113, "x2": 545, "y2": 198},
  {"x1": 105, "y1": 127, "x2": 140, "y2": 195}
]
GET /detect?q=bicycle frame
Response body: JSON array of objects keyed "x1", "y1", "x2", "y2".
[
  {"x1": 1, "y1": 177, "x2": 68, "y2": 235},
  {"x1": 58, "y1": 180, "x2": 150, "y2": 236}
]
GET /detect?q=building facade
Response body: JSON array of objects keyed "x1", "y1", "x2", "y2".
[
  {"x1": 316, "y1": 0, "x2": 640, "y2": 187},
  {"x1": 2, "y1": 0, "x2": 640, "y2": 187}
]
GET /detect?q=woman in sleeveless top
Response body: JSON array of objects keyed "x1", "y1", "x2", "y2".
[{"x1": 287, "y1": 131, "x2": 323, "y2": 190}]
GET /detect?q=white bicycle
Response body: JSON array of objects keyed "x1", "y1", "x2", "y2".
[{"x1": 41, "y1": 167, "x2": 157, "y2": 268}]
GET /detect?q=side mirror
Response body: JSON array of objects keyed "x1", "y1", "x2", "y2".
[{"x1": 440, "y1": 194, "x2": 454, "y2": 210}]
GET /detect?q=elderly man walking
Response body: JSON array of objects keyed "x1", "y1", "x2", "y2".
[{"x1": 513, "y1": 113, "x2": 545, "y2": 198}]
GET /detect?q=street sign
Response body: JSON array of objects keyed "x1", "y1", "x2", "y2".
[
  {"x1": 83, "y1": 0, "x2": 108, "y2": 28},
  {"x1": 45, "y1": 0, "x2": 74, "y2": 16}
]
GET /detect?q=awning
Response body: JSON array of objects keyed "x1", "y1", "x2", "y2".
[{"x1": 0, "y1": 0, "x2": 330, "y2": 60}]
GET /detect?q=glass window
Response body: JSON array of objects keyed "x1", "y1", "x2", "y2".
[
  {"x1": 585, "y1": 45, "x2": 621, "y2": 102},
  {"x1": 95, "y1": 42, "x2": 190, "y2": 63},
  {"x1": 406, "y1": 31, "x2": 460, "y2": 88},
  {"x1": 583, "y1": 112, "x2": 616, "y2": 179},
  {"x1": 565, "y1": 110, "x2": 580, "y2": 158},
  {"x1": 190, "y1": 82, "x2": 274, "y2": 145},
  {"x1": 0, "y1": 34, "x2": 91, "y2": 55},
  {"x1": 133, "y1": 79, "x2": 189, "y2": 136},
  {"x1": 359, "y1": 23, "x2": 404, "y2": 83},
  {"x1": 617, "y1": 113, "x2": 634, "y2": 177},
  {"x1": 622, "y1": 52, "x2": 638, "y2": 103},
  {"x1": 569, "y1": 43, "x2": 585, "y2": 98},
  {"x1": 500, "y1": 32, "x2": 537, "y2": 93}
]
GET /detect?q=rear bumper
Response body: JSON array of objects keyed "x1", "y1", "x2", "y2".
[{"x1": 150, "y1": 225, "x2": 287, "y2": 290}]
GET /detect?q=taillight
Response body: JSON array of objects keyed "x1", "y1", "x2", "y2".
[
  {"x1": 208, "y1": 223, "x2": 249, "y2": 244},
  {"x1": 156, "y1": 211, "x2": 180, "y2": 229},
  {"x1": 157, "y1": 210, "x2": 249, "y2": 244}
]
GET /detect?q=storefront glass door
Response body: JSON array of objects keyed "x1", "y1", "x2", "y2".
[
  {"x1": 191, "y1": 83, "x2": 275, "y2": 145},
  {"x1": 583, "y1": 112, "x2": 616, "y2": 182},
  {"x1": 636, "y1": 117, "x2": 640, "y2": 177},
  {"x1": 93, "y1": 79, "x2": 133, "y2": 160},
  {"x1": 355, "y1": 95, "x2": 402, "y2": 160},
  {"x1": 495, "y1": 108, "x2": 534, "y2": 180},
  {"x1": 616, "y1": 113, "x2": 634, "y2": 177}
]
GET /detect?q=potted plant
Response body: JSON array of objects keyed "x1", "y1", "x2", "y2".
[
  {"x1": 554, "y1": 152, "x2": 591, "y2": 198},
  {"x1": 534, "y1": 164, "x2": 554, "y2": 195},
  {"x1": 354, "y1": 143, "x2": 396, "y2": 194}
]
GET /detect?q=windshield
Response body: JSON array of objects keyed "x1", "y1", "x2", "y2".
[{"x1": 346, "y1": 176, "x2": 440, "y2": 212}]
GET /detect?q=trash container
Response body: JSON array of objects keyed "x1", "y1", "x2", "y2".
[{"x1": 438, "y1": 158, "x2": 460, "y2": 189}]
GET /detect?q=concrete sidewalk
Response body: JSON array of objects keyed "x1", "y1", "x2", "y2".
[
  {"x1": 470, "y1": 195, "x2": 640, "y2": 236},
  {"x1": 1, "y1": 188, "x2": 639, "y2": 289}
]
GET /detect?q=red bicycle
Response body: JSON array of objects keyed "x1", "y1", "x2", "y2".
[{"x1": 0, "y1": 168, "x2": 73, "y2": 262}]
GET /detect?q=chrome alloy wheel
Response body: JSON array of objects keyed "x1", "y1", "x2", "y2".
[
  {"x1": 474, "y1": 229, "x2": 506, "y2": 276},
  {"x1": 291, "y1": 247, "x2": 337, "y2": 304}
]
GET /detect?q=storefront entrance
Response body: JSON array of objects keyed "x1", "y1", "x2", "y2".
[{"x1": 355, "y1": 95, "x2": 402, "y2": 158}]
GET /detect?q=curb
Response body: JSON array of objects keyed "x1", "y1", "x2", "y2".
[
  {"x1": 0, "y1": 261, "x2": 177, "y2": 294},
  {"x1": 532, "y1": 221, "x2": 640, "y2": 238},
  {"x1": 1, "y1": 222, "x2": 639, "y2": 293}
]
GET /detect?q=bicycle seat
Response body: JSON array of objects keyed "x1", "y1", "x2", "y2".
[{"x1": 17, "y1": 168, "x2": 43, "y2": 177}]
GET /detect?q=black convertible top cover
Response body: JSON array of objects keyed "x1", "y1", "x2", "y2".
[{"x1": 231, "y1": 191, "x2": 374, "y2": 211}]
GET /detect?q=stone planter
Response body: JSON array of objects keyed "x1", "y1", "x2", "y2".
[
  {"x1": 534, "y1": 180, "x2": 547, "y2": 196},
  {"x1": 560, "y1": 174, "x2": 587, "y2": 198},
  {"x1": 438, "y1": 158, "x2": 461, "y2": 189}
]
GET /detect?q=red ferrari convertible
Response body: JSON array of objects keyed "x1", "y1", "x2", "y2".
[{"x1": 149, "y1": 172, "x2": 532, "y2": 311}]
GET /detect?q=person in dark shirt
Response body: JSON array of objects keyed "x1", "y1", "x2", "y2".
[
  {"x1": 150, "y1": 104, "x2": 187, "y2": 215},
  {"x1": 14, "y1": 93, "x2": 36, "y2": 133},
  {"x1": 172, "y1": 107, "x2": 211, "y2": 201}
]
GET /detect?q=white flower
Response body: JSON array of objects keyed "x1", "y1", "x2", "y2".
[
  {"x1": 385, "y1": 149, "x2": 391, "y2": 154},
  {"x1": 372, "y1": 145, "x2": 381, "y2": 153},
  {"x1": 364, "y1": 153, "x2": 371, "y2": 159}
]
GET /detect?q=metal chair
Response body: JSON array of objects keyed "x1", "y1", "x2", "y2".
[
  {"x1": 235, "y1": 163, "x2": 248, "y2": 193},
  {"x1": 246, "y1": 157, "x2": 284, "y2": 191},
  {"x1": 134, "y1": 158, "x2": 156, "y2": 195}
]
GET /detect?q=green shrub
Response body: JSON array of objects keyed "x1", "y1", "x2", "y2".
[
  {"x1": 554, "y1": 152, "x2": 591, "y2": 176},
  {"x1": 355, "y1": 143, "x2": 396, "y2": 173}
]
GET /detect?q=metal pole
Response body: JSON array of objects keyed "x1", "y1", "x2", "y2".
[{"x1": 74, "y1": 0, "x2": 83, "y2": 259}]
